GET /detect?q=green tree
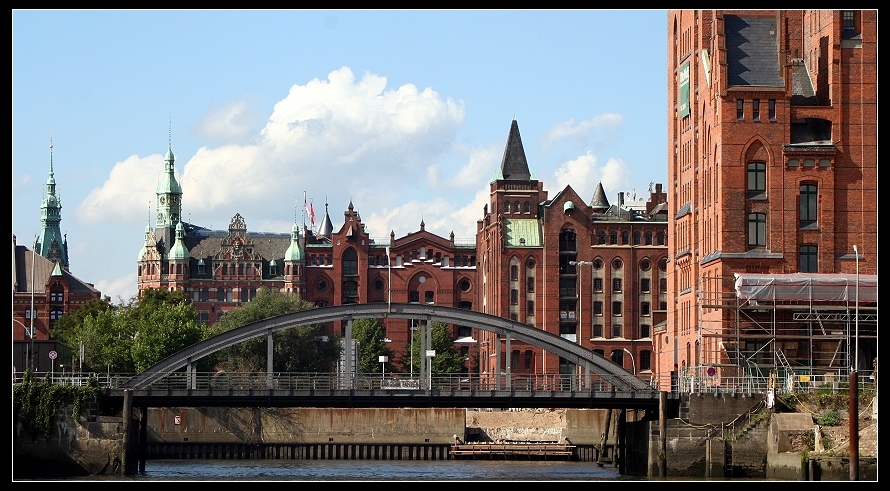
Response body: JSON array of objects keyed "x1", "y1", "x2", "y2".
[
  {"x1": 210, "y1": 288, "x2": 340, "y2": 373},
  {"x1": 131, "y1": 301, "x2": 208, "y2": 372},
  {"x1": 398, "y1": 321, "x2": 466, "y2": 374},
  {"x1": 58, "y1": 288, "x2": 207, "y2": 374},
  {"x1": 79, "y1": 308, "x2": 137, "y2": 374},
  {"x1": 50, "y1": 296, "x2": 115, "y2": 372},
  {"x1": 350, "y1": 318, "x2": 395, "y2": 374},
  {"x1": 51, "y1": 295, "x2": 114, "y2": 343}
]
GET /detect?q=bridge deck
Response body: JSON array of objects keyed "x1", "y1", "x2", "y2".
[{"x1": 103, "y1": 387, "x2": 668, "y2": 410}]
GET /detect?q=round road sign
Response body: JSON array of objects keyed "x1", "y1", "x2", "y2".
[{"x1": 48, "y1": 350, "x2": 58, "y2": 360}]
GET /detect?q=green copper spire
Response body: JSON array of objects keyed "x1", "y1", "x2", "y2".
[
  {"x1": 284, "y1": 222, "x2": 304, "y2": 261},
  {"x1": 155, "y1": 121, "x2": 184, "y2": 255},
  {"x1": 35, "y1": 136, "x2": 69, "y2": 269}
]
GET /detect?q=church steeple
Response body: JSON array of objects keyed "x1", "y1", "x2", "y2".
[{"x1": 35, "y1": 136, "x2": 69, "y2": 269}]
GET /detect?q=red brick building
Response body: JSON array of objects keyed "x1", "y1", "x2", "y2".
[
  {"x1": 137, "y1": 146, "x2": 478, "y2": 373},
  {"x1": 13, "y1": 148, "x2": 101, "y2": 373},
  {"x1": 138, "y1": 121, "x2": 668, "y2": 381},
  {"x1": 660, "y1": 10, "x2": 877, "y2": 390},
  {"x1": 476, "y1": 120, "x2": 668, "y2": 386}
]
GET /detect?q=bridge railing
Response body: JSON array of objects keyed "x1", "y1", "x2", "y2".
[{"x1": 14, "y1": 370, "x2": 652, "y2": 393}]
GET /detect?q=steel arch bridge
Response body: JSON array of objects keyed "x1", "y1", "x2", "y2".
[{"x1": 124, "y1": 303, "x2": 650, "y2": 391}]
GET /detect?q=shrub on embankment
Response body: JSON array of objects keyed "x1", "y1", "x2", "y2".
[{"x1": 13, "y1": 369, "x2": 101, "y2": 439}]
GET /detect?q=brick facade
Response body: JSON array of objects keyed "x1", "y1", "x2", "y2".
[{"x1": 660, "y1": 10, "x2": 877, "y2": 388}]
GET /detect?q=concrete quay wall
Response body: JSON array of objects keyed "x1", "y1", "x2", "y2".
[{"x1": 147, "y1": 407, "x2": 466, "y2": 444}]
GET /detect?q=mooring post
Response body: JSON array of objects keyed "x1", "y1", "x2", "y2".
[
  {"x1": 659, "y1": 391, "x2": 667, "y2": 477},
  {"x1": 121, "y1": 389, "x2": 131, "y2": 475}
]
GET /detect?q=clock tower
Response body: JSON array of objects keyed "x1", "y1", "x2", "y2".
[{"x1": 155, "y1": 139, "x2": 183, "y2": 255}]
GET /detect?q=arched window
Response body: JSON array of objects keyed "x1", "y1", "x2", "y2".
[{"x1": 343, "y1": 248, "x2": 358, "y2": 275}]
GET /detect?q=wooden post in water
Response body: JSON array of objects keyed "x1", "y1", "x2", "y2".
[
  {"x1": 658, "y1": 391, "x2": 667, "y2": 477},
  {"x1": 596, "y1": 408, "x2": 612, "y2": 466},
  {"x1": 121, "y1": 389, "x2": 131, "y2": 476}
]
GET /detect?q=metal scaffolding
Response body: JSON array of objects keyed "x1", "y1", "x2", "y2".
[{"x1": 688, "y1": 273, "x2": 878, "y2": 393}]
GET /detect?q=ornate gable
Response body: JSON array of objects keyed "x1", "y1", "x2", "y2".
[{"x1": 214, "y1": 213, "x2": 262, "y2": 261}]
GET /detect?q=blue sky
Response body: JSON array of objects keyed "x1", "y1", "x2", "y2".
[{"x1": 12, "y1": 9, "x2": 669, "y2": 303}]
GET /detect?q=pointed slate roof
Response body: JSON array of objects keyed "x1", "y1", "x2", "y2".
[
  {"x1": 589, "y1": 182, "x2": 610, "y2": 211},
  {"x1": 318, "y1": 202, "x2": 334, "y2": 237},
  {"x1": 499, "y1": 119, "x2": 531, "y2": 181}
]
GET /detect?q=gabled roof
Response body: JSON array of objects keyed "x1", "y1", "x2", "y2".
[{"x1": 13, "y1": 242, "x2": 99, "y2": 296}]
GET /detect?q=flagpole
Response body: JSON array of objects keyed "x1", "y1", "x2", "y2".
[{"x1": 302, "y1": 191, "x2": 307, "y2": 231}]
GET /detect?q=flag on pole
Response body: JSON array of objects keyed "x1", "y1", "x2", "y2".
[{"x1": 309, "y1": 199, "x2": 316, "y2": 228}]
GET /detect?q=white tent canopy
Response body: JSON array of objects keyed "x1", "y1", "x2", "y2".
[{"x1": 734, "y1": 273, "x2": 877, "y2": 303}]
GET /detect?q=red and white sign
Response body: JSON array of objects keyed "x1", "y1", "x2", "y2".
[{"x1": 48, "y1": 351, "x2": 58, "y2": 360}]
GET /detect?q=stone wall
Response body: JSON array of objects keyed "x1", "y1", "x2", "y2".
[{"x1": 13, "y1": 408, "x2": 125, "y2": 479}]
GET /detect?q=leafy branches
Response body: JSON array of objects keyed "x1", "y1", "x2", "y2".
[{"x1": 13, "y1": 370, "x2": 101, "y2": 439}]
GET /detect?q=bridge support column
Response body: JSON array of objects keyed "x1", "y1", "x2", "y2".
[
  {"x1": 505, "y1": 334, "x2": 511, "y2": 389},
  {"x1": 266, "y1": 330, "x2": 274, "y2": 389},
  {"x1": 343, "y1": 317, "x2": 355, "y2": 389}
]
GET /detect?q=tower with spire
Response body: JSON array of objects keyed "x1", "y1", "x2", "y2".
[
  {"x1": 35, "y1": 137, "x2": 69, "y2": 270},
  {"x1": 154, "y1": 125, "x2": 184, "y2": 255}
]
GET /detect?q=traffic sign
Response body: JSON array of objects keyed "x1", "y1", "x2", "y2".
[{"x1": 48, "y1": 350, "x2": 57, "y2": 360}]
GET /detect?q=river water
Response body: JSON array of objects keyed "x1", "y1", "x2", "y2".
[{"x1": 31, "y1": 459, "x2": 646, "y2": 481}]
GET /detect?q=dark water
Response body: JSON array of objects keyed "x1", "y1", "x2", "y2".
[{"x1": 32, "y1": 459, "x2": 645, "y2": 481}]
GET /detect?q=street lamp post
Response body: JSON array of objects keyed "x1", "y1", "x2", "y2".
[
  {"x1": 850, "y1": 245, "x2": 860, "y2": 480},
  {"x1": 29, "y1": 241, "x2": 36, "y2": 371},
  {"x1": 623, "y1": 347, "x2": 638, "y2": 421},
  {"x1": 853, "y1": 245, "x2": 860, "y2": 372},
  {"x1": 379, "y1": 355, "x2": 388, "y2": 385},
  {"x1": 623, "y1": 348, "x2": 637, "y2": 375},
  {"x1": 426, "y1": 350, "x2": 436, "y2": 390},
  {"x1": 410, "y1": 325, "x2": 417, "y2": 379}
]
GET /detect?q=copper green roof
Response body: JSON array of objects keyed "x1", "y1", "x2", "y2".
[
  {"x1": 168, "y1": 222, "x2": 190, "y2": 260},
  {"x1": 284, "y1": 222, "x2": 304, "y2": 261},
  {"x1": 504, "y1": 219, "x2": 541, "y2": 247}
]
